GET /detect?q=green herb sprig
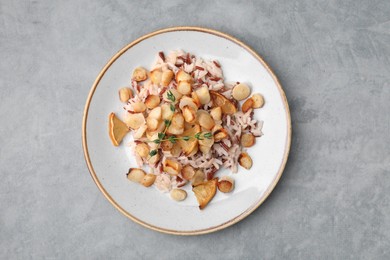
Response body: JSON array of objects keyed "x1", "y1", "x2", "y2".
[
  {"x1": 147, "y1": 91, "x2": 214, "y2": 157},
  {"x1": 167, "y1": 90, "x2": 176, "y2": 102},
  {"x1": 148, "y1": 132, "x2": 213, "y2": 146},
  {"x1": 148, "y1": 91, "x2": 175, "y2": 157},
  {"x1": 147, "y1": 91, "x2": 213, "y2": 157}
]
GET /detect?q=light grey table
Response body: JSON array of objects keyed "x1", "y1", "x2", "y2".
[{"x1": 1, "y1": 1, "x2": 389, "y2": 259}]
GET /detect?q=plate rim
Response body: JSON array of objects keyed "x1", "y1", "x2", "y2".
[{"x1": 82, "y1": 26, "x2": 292, "y2": 235}]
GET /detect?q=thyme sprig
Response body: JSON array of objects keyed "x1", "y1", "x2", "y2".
[
  {"x1": 147, "y1": 132, "x2": 213, "y2": 145},
  {"x1": 147, "y1": 90, "x2": 214, "y2": 157},
  {"x1": 148, "y1": 91, "x2": 175, "y2": 157},
  {"x1": 167, "y1": 90, "x2": 176, "y2": 102}
]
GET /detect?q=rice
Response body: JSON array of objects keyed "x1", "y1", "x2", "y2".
[{"x1": 154, "y1": 174, "x2": 172, "y2": 193}]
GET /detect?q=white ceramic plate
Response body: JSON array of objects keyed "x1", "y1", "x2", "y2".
[{"x1": 83, "y1": 27, "x2": 291, "y2": 235}]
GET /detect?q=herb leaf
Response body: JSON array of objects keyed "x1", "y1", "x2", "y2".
[
  {"x1": 167, "y1": 90, "x2": 176, "y2": 102},
  {"x1": 168, "y1": 136, "x2": 177, "y2": 143},
  {"x1": 149, "y1": 150, "x2": 158, "y2": 157},
  {"x1": 164, "y1": 119, "x2": 172, "y2": 127},
  {"x1": 203, "y1": 132, "x2": 212, "y2": 139},
  {"x1": 194, "y1": 132, "x2": 202, "y2": 140},
  {"x1": 170, "y1": 103, "x2": 175, "y2": 112},
  {"x1": 146, "y1": 132, "x2": 214, "y2": 145}
]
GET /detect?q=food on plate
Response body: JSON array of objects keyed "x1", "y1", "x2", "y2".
[
  {"x1": 170, "y1": 188, "x2": 187, "y2": 201},
  {"x1": 135, "y1": 143, "x2": 150, "y2": 158},
  {"x1": 240, "y1": 133, "x2": 256, "y2": 148},
  {"x1": 181, "y1": 165, "x2": 195, "y2": 180},
  {"x1": 192, "y1": 178, "x2": 218, "y2": 209},
  {"x1": 141, "y1": 174, "x2": 156, "y2": 187},
  {"x1": 251, "y1": 93, "x2": 265, "y2": 108},
  {"x1": 145, "y1": 95, "x2": 160, "y2": 109},
  {"x1": 124, "y1": 112, "x2": 145, "y2": 130},
  {"x1": 213, "y1": 128, "x2": 228, "y2": 142},
  {"x1": 232, "y1": 83, "x2": 250, "y2": 101},
  {"x1": 209, "y1": 91, "x2": 237, "y2": 115},
  {"x1": 238, "y1": 152, "x2": 253, "y2": 169},
  {"x1": 127, "y1": 168, "x2": 146, "y2": 183},
  {"x1": 217, "y1": 176, "x2": 234, "y2": 193},
  {"x1": 163, "y1": 159, "x2": 182, "y2": 175},
  {"x1": 161, "y1": 70, "x2": 174, "y2": 87},
  {"x1": 150, "y1": 69, "x2": 163, "y2": 85},
  {"x1": 109, "y1": 50, "x2": 265, "y2": 209},
  {"x1": 191, "y1": 169, "x2": 206, "y2": 186},
  {"x1": 119, "y1": 87, "x2": 133, "y2": 103},
  {"x1": 108, "y1": 112, "x2": 129, "y2": 146},
  {"x1": 132, "y1": 67, "x2": 148, "y2": 82},
  {"x1": 241, "y1": 98, "x2": 254, "y2": 113}
]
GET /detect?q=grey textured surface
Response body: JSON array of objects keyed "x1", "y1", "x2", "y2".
[{"x1": 1, "y1": 0, "x2": 389, "y2": 259}]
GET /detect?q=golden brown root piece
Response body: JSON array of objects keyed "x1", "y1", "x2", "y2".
[
  {"x1": 217, "y1": 176, "x2": 234, "y2": 193},
  {"x1": 192, "y1": 178, "x2": 218, "y2": 209},
  {"x1": 210, "y1": 91, "x2": 237, "y2": 115},
  {"x1": 108, "y1": 113, "x2": 129, "y2": 146}
]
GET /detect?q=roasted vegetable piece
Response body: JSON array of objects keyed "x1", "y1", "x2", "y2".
[
  {"x1": 210, "y1": 91, "x2": 237, "y2": 115},
  {"x1": 192, "y1": 178, "x2": 218, "y2": 209},
  {"x1": 108, "y1": 113, "x2": 129, "y2": 146}
]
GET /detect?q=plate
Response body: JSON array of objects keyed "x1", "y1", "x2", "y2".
[{"x1": 82, "y1": 27, "x2": 291, "y2": 235}]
